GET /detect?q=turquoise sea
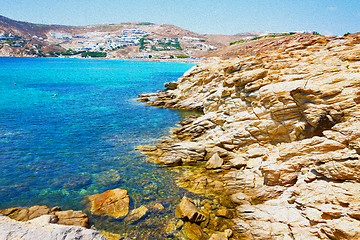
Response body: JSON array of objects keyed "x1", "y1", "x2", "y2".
[{"x1": 0, "y1": 57, "x2": 198, "y2": 237}]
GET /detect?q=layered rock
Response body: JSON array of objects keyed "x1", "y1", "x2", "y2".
[
  {"x1": 0, "y1": 205, "x2": 90, "y2": 228},
  {"x1": 140, "y1": 33, "x2": 360, "y2": 239}
]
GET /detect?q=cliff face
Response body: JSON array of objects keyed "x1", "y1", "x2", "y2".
[{"x1": 140, "y1": 33, "x2": 360, "y2": 239}]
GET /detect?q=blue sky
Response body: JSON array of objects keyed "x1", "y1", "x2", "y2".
[{"x1": 1, "y1": 0, "x2": 359, "y2": 35}]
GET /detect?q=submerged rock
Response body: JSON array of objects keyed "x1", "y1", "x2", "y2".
[
  {"x1": 87, "y1": 188, "x2": 130, "y2": 219},
  {"x1": 124, "y1": 206, "x2": 148, "y2": 224},
  {"x1": 209, "y1": 229, "x2": 232, "y2": 240},
  {"x1": 182, "y1": 221, "x2": 207, "y2": 240}
]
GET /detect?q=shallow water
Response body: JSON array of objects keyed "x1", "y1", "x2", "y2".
[{"x1": 0, "y1": 57, "x2": 199, "y2": 237}]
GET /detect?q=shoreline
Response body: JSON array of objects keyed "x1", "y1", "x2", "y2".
[{"x1": 0, "y1": 54, "x2": 203, "y2": 64}]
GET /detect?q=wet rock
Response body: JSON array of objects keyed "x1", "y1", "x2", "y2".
[
  {"x1": 164, "y1": 81, "x2": 178, "y2": 90},
  {"x1": 124, "y1": 206, "x2": 148, "y2": 224},
  {"x1": 176, "y1": 219, "x2": 184, "y2": 229},
  {"x1": 87, "y1": 188, "x2": 130, "y2": 219},
  {"x1": 208, "y1": 217, "x2": 233, "y2": 232},
  {"x1": 137, "y1": 97, "x2": 150, "y2": 102},
  {"x1": 182, "y1": 221, "x2": 207, "y2": 240},
  {"x1": 201, "y1": 200, "x2": 213, "y2": 211},
  {"x1": 215, "y1": 207, "x2": 234, "y2": 219},
  {"x1": 205, "y1": 153, "x2": 223, "y2": 169},
  {"x1": 146, "y1": 202, "x2": 165, "y2": 213},
  {"x1": 176, "y1": 196, "x2": 207, "y2": 223},
  {"x1": 209, "y1": 229, "x2": 232, "y2": 240},
  {"x1": 165, "y1": 220, "x2": 177, "y2": 237}
]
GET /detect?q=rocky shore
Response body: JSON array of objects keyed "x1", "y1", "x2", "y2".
[
  {"x1": 138, "y1": 33, "x2": 360, "y2": 239},
  {"x1": 0, "y1": 206, "x2": 104, "y2": 239}
]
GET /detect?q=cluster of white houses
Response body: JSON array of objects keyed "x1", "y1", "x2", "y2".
[
  {"x1": 50, "y1": 29, "x2": 148, "y2": 51},
  {"x1": 48, "y1": 29, "x2": 217, "y2": 53}
]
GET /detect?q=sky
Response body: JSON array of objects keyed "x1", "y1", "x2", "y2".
[{"x1": 1, "y1": 0, "x2": 359, "y2": 36}]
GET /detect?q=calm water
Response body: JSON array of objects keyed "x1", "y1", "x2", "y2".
[{"x1": 0, "y1": 57, "x2": 198, "y2": 237}]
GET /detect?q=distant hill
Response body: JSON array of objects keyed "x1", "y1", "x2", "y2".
[
  {"x1": 0, "y1": 15, "x2": 64, "y2": 38},
  {"x1": 0, "y1": 15, "x2": 249, "y2": 59}
]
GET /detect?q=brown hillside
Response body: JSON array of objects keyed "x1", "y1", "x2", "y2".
[
  {"x1": 0, "y1": 15, "x2": 63, "y2": 38},
  {"x1": 202, "y1": 34, "x2": 331, "y2": 59}
]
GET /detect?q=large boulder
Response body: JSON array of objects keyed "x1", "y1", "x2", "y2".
[
  {"x1": 175, "y1": 197, "x2": 206, "y2": 223},
  {"x1": 87, "y1": 188, "x2": 130, "y2": 218}
]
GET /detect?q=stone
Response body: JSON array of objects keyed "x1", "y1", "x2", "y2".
[
  {"x1": 205, "y1": 153, "x2": 223, "y2": 169},
  {"x1": 159, "y1": 153, "x2": 182, "y2": 166},
  {"x1": 209, "y1": 232, "x2": 228, "y2": 240},
  {"x1": 87, "y1": 188, "x2": 130, "y2": 219},
  {"x1": 176, "y1": 219, "x2": 184, "y2": 229},
  {"x1": 164, "y1": 81, "x2": 178, "y2": 90},
  {"x1": 228, "y1": 157, "x2": 246, "y2": 168},
  {"x1": 51, "y1": 206, "x2": 62, "y2": 212},
  {"x1": 215, "y1": 207, "x2": 234, "y2": 219},
  {"x1": 0, "y1": 205, "x2": 91, "y2": 229},
  {"x1": 182, "y1": 221, "x2": 207, "y2": 240},
  {"x1": 124, "y1": 206, "x2": 148, "y2": 224},
  {"x1": 146, "y1": 202, "x2": 165, "y2": 213},
  {"x1": 0, "y1": 215, "x2": 105, "y2": 240},
  {"x1": 28, "y1": 206, "x2": 51, "y2": 220},
  {"x1": 176, "y1": 196, "x2": 207, "y2": 223},
  {"x1": 28, "y1": 215, "x2": 58, "y2": 225},
  {"x1": 54, "y1": 210, "x2": 90, "y2": 228},
  {"x1": 209, "y1": 229, "x2": 232, "y2": 240},
  {"x1": 165, "y1": 220, "x2": 176, "y2": 237},
  {"x1": 0, "y1": 206, "x2": 51, "y2": 222}
]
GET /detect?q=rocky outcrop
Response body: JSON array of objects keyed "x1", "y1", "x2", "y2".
[
  {"x1": 0, "y1": 206, "x2": 90, "y2": 228},
  {"x1": 140, "y1": 33, "x2": 360, "y2": 239},
  {"x1": 0, "y1": 215, "x2": 104, "y2": 240},
  {"x1": 87, "y1": 188, "x2": 130, "y2": 219}
]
